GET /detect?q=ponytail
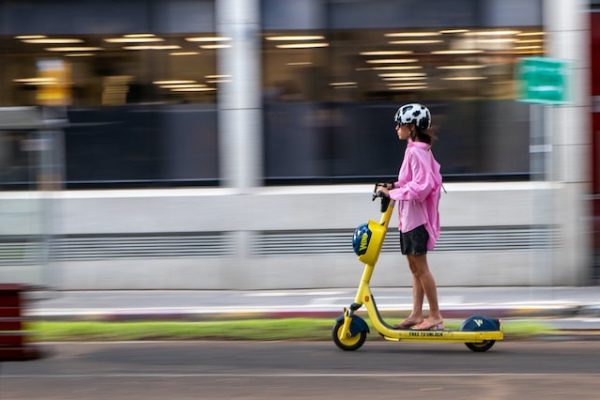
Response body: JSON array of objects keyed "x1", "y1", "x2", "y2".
[{"x1": 410, "y1": 126, "x2": 436, "y2": 145}]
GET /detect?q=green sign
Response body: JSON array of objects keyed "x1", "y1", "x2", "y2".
[{"x1": 517, "y1": 57, "x2": 568, "y2": 105}]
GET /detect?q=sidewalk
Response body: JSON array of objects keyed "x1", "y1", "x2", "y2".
[{"x1": 25, "y1": 287, "x2": 600, "y2": 332}]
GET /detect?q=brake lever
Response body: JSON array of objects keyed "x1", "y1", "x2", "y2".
[{"x1": 372, "y1": 183, "x2": 380, "y2": 201}]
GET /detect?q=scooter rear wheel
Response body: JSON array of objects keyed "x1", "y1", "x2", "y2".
[
  {"x1": 465, "y1": 340, "x2": 495, "y2": 352},
  {"x1": 332, "y1": 320, "x2": 367, "y2": 351}
]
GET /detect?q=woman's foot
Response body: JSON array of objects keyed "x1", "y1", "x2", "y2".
[
  {"x1": 394, "y1": 318, "x2": 424, "y2": 330},
  {"x1": 411, "y1": 319, "x2": 444, "y2": 331}
]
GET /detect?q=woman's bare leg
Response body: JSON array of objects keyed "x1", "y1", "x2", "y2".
[
  {"x1": 396, "y1": 258, "x2": 424, "y2": 327},
  {"x1": 408, "y1": 258, "x2": 425, "y2": 321},
  {"x1": 407, "y1": 254, "x2": 443, "y2": 327}
]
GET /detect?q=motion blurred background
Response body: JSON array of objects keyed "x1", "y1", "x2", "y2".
[{"x1": 0, "y1": 0, "x2": 597, "y2": 290}]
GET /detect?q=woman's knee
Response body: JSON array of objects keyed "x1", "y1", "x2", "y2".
[
  {"x1": 406, "y1": 257, "x2": 417, "y2": 274},
  {"x1": 407, "y1": 255, "x2": 428, "y2": 277}
]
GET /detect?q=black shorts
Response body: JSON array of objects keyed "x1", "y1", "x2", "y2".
[{"x1": 399, "y1": 225, "x2": 429, "y2": 256}]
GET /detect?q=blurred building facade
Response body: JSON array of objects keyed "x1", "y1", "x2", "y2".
[{"x1": 0, "y1": 0, "x2": 595, "y2": 289}]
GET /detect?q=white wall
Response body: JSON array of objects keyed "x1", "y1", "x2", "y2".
[{"x1": 1, "y1": 182, "x2": 572, "y2": 289}]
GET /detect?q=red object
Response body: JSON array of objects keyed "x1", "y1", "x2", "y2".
[
  {"x1": 0, "y1": 284, "x2": 42, "y2": 361},
  {"x1": 590, "y1": 11, "x2": 600, "y2": 269},
  {"x1": 591, "y1": 12, "x2": 600, "y2": 195},
  {"x1": 592, "y1": 13, "x2": 600, "y2": 262}
]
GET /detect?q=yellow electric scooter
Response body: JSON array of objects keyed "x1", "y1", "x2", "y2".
[{"x1": 332, "y1": 185, "x2": 504, "y2": 352}]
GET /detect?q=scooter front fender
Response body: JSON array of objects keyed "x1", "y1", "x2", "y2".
[{"x1": 336, "y1": 314, "x2": 370, "y2": 336}]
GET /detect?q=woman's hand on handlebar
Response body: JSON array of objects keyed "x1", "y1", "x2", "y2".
[{"x1": 375, "y1": 184, "x2": 390, "y2": 198}]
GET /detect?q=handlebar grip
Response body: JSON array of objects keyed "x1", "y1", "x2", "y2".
[{"x1": 380, "y1": 196, "x2": 391, "y2": 213}]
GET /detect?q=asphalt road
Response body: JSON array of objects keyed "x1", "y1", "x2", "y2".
[{"x1": 2, "y1": 340, "x2": 599, "y2": 399}]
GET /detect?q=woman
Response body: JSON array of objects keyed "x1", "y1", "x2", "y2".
[{"x1": 376, "y1": 103, "x2": 443, "y2": 331}]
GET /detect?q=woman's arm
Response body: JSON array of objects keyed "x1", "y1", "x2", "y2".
[{"x1": 388, "y1": 153, "x2": 435, "y2": 202}]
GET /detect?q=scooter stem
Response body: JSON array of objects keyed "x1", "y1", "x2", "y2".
[
  {"x1": 378, "y1": 198, "x2": 395, "y2": 227},
  {"x1": 353, "y1": 199, "x2": 395, "y2": 303}
]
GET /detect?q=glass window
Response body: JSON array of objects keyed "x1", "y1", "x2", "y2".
[
  {"x1": 262, "y1": 0, "x2": 544, "y2": 183},
  {"x1": 0, "y1": 0, "x2": 219, "y2": 189}
]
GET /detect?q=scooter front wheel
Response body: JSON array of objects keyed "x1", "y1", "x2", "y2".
[
  {"x1": 332, "y1": 320, "x2": 367, "y2": 351},
  {"x1": 465, "y1": 340, "x2": 495, "y2": 352}
]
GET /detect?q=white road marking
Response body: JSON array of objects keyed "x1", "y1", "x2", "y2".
[
  {"x1": 3, "y1": 373, "x2": 599, "y2": 379},
  {"x1": 245, "y1": 291, "x2": 347, "y2": 297}
]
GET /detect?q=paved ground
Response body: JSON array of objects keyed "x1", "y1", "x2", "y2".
[{"x1": 2, "y1": 341, "x2": 599, "y2": 399}]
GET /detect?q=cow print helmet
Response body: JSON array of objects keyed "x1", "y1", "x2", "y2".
[{"x1": 394, "y1": 103, "x2": 431, "y2": 130}]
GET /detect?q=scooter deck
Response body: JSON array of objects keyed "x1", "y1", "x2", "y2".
[
  {"x1": 381, "y1": 329, "x2": 504, "y2": 342},
  {"x1": 361, "y1": 293, "x2": 504, "y2": 343}
]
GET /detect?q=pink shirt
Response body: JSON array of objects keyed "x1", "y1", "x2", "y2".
[{"x1": 388, "y1": 139, "x2": 442, "y2": 250}]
